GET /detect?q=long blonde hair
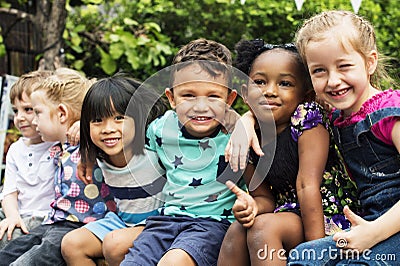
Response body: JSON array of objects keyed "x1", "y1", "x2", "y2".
[{"x1": 295, "y1": 10, "x2": 393, "y2": 89}]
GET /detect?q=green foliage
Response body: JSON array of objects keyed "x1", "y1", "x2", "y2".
[
  {"x1": 0, "y1": 31, "x2": 5, "y2": 57},
  {"x1": 60, "y1": 0, "x2": 400, "y2": 112},
  {"x1": 64, "y1": 1, "x2": 174, "y2": 80},
  {"x1": 1, "y1": 0, "x2": 399, "y2": 104}
]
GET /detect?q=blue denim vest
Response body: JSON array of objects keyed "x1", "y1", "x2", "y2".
[{"x1": 332, "y1": 107, "x2": 400, "y2": 221}]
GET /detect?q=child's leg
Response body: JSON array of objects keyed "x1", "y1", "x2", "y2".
[
  {"x1": 218, "y1": 221, "x2": 250, "y2": 266},
  {"x1": 159, "y1": 248, "x2": 196, "y2": 266},
  {"x1": 247, "y1": 212, "x2": 304, "y2": 266},
  {"x1": 103, "y1": 226, "x2": 144, "y2": 266},
  {"x1": 61, "y1": 227, "x2": 102, "y2": 266},
  {"x1": 0, "y1": 215, "x2": 44, "y2": 250},
  {"x1": 1, "y1": 221, "x2": 81, "y2": 266},
  {"x1": 158, "y1": 217, "x2": 230, "y2": 266}
]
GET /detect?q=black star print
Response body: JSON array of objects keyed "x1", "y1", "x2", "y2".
[
  {"x1": 172, "y1": 155, "x2": 183, "y2": 168},
  {"x1": 216, "y1": 155, "x2": 242, "y2": 184},
  {"x1": 168, "y1": 192, "x2": 175, "y2": 197},
  {"x1": 180, "y1": 205, "x2": 187, "y2": 211},
  {"x1": 189, "y1": 178, "x2": 203, "y2": 188},
  {"x1": 221, "y1": 208, "x2": 232, "y2": 218},
  {"x1": 205, "y1": 194, "x2": 218, "y2": 202},
  {"x1": 156, "y1": 135, "x2": 162, "y2": 147},
  {"x1": 198, "y1": 140, "x2": 212, "y2": 150},
  {"x1": 145, "y1": 136, "x2": 150, "y2": 146}
]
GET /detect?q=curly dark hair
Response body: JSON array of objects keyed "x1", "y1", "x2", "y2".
[
  {"x1": 234, "y1": 39, "x2": 313, "y2": 99},
  {"x1": 170, "y1": 38, "x2": 232, "y2": 87}
]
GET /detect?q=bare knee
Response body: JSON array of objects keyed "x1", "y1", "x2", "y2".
[
  {"x1": 61, "y1": 229, "x2": 84, "y2": 260},
  {"x1": 220, "y1": 221, "x2": 247, "y2": 256},
  {"x1": 248, "y1": 213, "x2": 303, "y2": 250},
  {"x1": 158, "y1": 249, "x2": 195, "y2": 266},
  {"x1": 103, "y1": 230, "x2": 132, "y2": 265}
]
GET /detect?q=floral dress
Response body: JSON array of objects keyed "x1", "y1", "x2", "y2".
[{"x1": 250, "y1": 101, "x2": 360, "y2": 235}]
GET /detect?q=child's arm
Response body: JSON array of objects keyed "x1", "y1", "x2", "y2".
[
  {"x1": 225, "y1": 111, "x2": 263, "y2": 172},
  {"x1": 331, "y1": 119, "x2": 400, "y2": 251},
  {"x1": 76, "y1": 159, "x2": 94, "y2": 185},
  {"x1": 296, "y1": 123, "x2": 329, "y2": 241},
  {"x1": 66, "y1": 120, "x2": 80, "y2": 146},
  {"x1": 391, "y1": 119, "x2": 400, "y2": 153},
  {"x1": 333, "y1": 203, "x2": 400, "y2": 252},
  {"x1": 0, "y1": 192, "x2": 29, "y2": 240}
]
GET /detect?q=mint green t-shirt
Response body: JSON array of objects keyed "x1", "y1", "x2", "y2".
[{"x1": 146, "y1": 110, "x2": 245, "y2": 223}]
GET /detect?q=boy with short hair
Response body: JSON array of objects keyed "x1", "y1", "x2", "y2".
[
  {"x1": 121, "y1": 38, "x2": 246, "y2": 266},
  {"x1": 0, "y1": 70, "x2": 55, "y2": 249}
]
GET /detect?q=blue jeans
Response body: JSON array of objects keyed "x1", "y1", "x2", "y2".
[
  {"x1": 0, "y1": 210, "x2": 45, "y2": 250},
  {"x1": 287, "y1": 232, "x2": 400, "y2": 265},
  {"x1": 0, "y1": 221, "x2": 83, "y2": 266}
]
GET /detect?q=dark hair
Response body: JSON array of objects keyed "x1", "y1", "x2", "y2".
[
  {"x1": 80, "y1": 73, "x2": 168, "y2": 164},
  {"x1": 234, "y1": 39, "x2": 313, "y2": 99},
  {"x1": 170, "y1": 38, "x2": 232, "y2": 87}
]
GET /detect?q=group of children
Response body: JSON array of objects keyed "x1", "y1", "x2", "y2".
[{"x1": 0, "y1": 9, "x2": 399, "y2": 266}]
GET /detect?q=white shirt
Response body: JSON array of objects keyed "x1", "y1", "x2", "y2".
[{"x1": 3, "y1": 138, "x2": 56, "y2": 217}]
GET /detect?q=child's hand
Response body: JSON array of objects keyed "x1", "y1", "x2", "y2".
[
  {"x1": 226, "y1": 180, "x2": 258, "y2": 228},
  {"x1": 222, "y1": 107, "x2": 241, "y2": 133},
  {"x1": 315, "y1": 96, "x2": 333, "y2": 112},
  {"x1": 66, "y1": 120, "x2": 80, "y2": 146},
  {"x1": 0, "y1": 217, "x2": 29, "y2": 240},
  {"x1": 225, "y1": 112, "x2": 263, "y2": 172},
  {"x1": 77, "y1": 159, "x2": 94, "y2": 185},
  {"x1": 333, "y1": 206, "x2": 378, "y2": 252}
]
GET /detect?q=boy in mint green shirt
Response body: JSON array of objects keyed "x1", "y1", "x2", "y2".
[{"x1": 121, "y1": 38, "x2": 246, "y2": 266}]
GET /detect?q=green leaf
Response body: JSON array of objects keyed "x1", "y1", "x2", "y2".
[
  {"x1": 109, "y1": 43, "x2": 125, "y2": 59},
  {"x1": 0, "y1": 44, "x2": 5, "y2": 57},
  {"x1": 123, "y1": 18, "x2": 138, "y2": 26},
  {"x1": 126, "y1": 49, "x2": 140, "y2": 69},
  {"x1": 144, "y1": 22, "x2": 161, "y2": 32},
  {"x1": 73, "y1": 59, "x2": 85, "y2": 70},
  {"x1": 98, "y1": 47, "x2": 117, "y2": 75}
]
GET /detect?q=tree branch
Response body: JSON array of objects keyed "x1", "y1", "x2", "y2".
[{"x1": 0, "y1": 7, "x2": 34, "y2": 21}]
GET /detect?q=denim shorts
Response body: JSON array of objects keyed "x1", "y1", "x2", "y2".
[{"x1": 121, "y1": 215, "x2": 231, "y2": 266}]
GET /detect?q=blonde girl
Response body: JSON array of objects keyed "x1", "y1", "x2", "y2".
[{"x1": 288, "y1": 10, "x2": 400, "y2": 265}]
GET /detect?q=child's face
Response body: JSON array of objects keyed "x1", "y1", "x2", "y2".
[
  {"x1": 165, "y1": 64, "x2": 236, "y2": 138},
  {"x1": 305, "y1": 35, "x2": 377, "y2": 116},
  {"x1": 89, "y1": 113, "x2": 135, "y2": 167},
  {"x1": 12, "y1": 92, "x2": 42, "y2": 144},
  {"x1": 244, "y1": 50, "x2": 306, "y2": 134},
  {"x1": 31, "y1": 90, "x2": 63, "y2": 142}
]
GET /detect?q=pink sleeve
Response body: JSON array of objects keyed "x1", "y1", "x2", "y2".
[{"x1": 371, "y1": 90, "x2": 400, "y2": 145}]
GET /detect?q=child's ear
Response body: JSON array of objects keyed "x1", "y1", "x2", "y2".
[
  {"x1": 165, "y1": 88, "x2": 176, "y2": 109},
  {"x1": 367, "y1": 50, "x2": 378, "y2": 75},
  {"x1": 57, "y1": 103, "x2": 69, "y2": 124},
  {"x1": 226, "y1": 89, "x2": 237, "y2": 106},
  {"x1": 241, "y1": 84, "x2": 248, "y2": 104}
]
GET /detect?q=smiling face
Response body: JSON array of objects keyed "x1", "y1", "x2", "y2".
[
  {"x1": 165, "y1": 64, "x2": 236, "y2": 138},
  {"x1": 305, "y1": 32, "x2": 378, "y2": 117},
  {"x1": 89, "y1": 112, "x2": 136, "y2": 167},
  {"x1": 244, "y1": 49, "x2": 306, "y2": 134},
  {"x1": 12, "y1": 92, "x2": 42, "y2": 144}
]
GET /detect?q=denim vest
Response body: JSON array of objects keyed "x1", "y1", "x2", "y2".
[{"x1": 332, "y1": 107, "x2": 400, "y2": 221}]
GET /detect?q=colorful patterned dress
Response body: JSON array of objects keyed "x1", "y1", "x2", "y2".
[{"x1": 250, "y1": 101, "x2": 360, "y2": 235}]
